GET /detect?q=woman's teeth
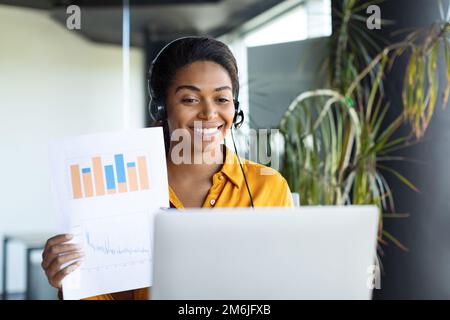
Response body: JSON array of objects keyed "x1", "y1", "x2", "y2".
[{"x1": 194, "y1": 127, "x2": 219, "y2": 135}]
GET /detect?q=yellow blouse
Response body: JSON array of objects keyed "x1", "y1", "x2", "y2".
[{"x1": 78, "y1": 148, "x2": 293, "y2": 300}]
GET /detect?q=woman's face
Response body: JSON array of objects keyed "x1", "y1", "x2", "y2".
[{"x1": 165, "y1": 60, "x2": 236, "y2": 154}]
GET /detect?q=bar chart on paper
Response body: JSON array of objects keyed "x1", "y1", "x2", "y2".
[
  {"x1": 49, "y1": 128, "x2": 169, "y2": 299},
  {"x1": 69, "y1": 153, "x2": 150, "y2": 199}
]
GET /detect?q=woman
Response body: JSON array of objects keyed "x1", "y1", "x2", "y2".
[{"x1": 41, "y1": 36, "x2": 293, "y2": 300}]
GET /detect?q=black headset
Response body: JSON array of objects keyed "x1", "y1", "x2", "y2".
[
  {"x1": 147, "y1": 36, "x2": 244, "y2": 129},
  {"x1": 147, "y1": 36, "x2": 253, "y2": 208}
]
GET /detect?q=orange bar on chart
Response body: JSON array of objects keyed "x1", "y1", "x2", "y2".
[
  {"x1": 70, "y1": 165, "x2": 83, "y2": 199},
  {"x1": 118, "y1": 182, "x2": 127, "y2": 193},
  {"x1": 92, "y1": 157, "x2": 106, "y2": 196},
  {"x1": 82, "y1": 169, "x2": 94, "y2": 197},
  {"x1": 137, "y1": 156, "x2": 149, "y2": 190},
  {"x1": 127, "y1": 166, "x2": 138, "y2": 192},
  {"x1": 107, "y1": 188, "x2": 116, "y2": 195}
]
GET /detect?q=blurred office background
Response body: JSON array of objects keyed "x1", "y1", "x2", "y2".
[{"x1": 0, "y1": 0, "x2": 449, "y2": 299}]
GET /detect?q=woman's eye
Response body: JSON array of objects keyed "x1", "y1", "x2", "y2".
[
  {"x1": 217, "y1": 98, "x2": 230, "y2": 104},
  {"x1": 182, "y1": 98, "x2": 198, "y2": 104}
]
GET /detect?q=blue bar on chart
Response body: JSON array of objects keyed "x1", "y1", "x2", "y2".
[
  {"x1": 105, "y1": 165, "x2": 116, "y2": 195},
  {"x1": 115, "y1": 154, "x2": 127, "y2": 193}
]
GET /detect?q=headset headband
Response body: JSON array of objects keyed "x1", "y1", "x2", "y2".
[{"x1": 147, "y1": 36, "x2": 243, "y2": 128}]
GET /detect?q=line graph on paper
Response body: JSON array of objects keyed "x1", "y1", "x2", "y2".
[
  {"x1": 85, "y1": 233, "x2": 151, "y2": 256},
  {"x1": 71, "y1": 212, "x2": 153, "y2": 272}
]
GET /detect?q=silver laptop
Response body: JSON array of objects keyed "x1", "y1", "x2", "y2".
[{"x1": 150, "y1": 206, "x2": 379, "y2": 300}]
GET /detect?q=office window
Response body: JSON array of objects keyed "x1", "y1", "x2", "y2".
[
  {"x1": 244, "y1": 0, "x2": 332, "y2": 47},
  {"x1": 220, "y1": 0, "x2": 332, "y2": 129}
]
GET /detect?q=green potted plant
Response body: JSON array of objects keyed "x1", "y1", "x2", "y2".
[{"x1": 279, "y1": 0, "x2": 450, "y2": 252}]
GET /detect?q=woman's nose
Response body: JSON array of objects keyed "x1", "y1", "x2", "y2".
[{"x1": 198, "y1": 100, "x2": 217, "y2": 119}]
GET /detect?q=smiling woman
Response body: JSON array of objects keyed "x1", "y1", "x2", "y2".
[
  {"x1": 41, "y1": 36, "x2": 294, "y2": 300},
  {"x1": 166, "y1": 60, "x2": 236, "y2": 156}
]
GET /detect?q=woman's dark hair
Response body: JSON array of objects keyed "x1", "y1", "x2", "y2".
[{"x1": 148, "y1": 36, "x2": 239, "y2": 152}]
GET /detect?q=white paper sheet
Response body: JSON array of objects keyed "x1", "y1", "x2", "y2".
[{"x1": 48, "y1": 127, "x2": 169, "y2": 300}]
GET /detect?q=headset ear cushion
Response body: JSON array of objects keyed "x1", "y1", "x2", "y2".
[
  {"x1": 233, "y1": 99, "x2": 240, "y2": 110},
  {"x1": 232, "y1": 99, "x2": 243, "y2": 127},
  {"x1": 149, "y1": 100, "x2": 166, "y2": 123},
  {"x1": 233, "y1": 110, "x2": 244, "y2": 128}
]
